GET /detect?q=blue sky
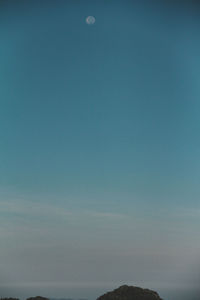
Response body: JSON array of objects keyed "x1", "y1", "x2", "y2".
[{"x1": 0, "y1": 1, "x2": 200, "y2": 299}]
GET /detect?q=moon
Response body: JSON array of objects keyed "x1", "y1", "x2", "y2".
[{"x1": 86, "y1": 16, "x2": 96, "y2": 25}]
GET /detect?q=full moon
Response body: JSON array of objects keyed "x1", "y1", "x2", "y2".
[{"x1": 86, "y1": 16, "x2": 96, "y2": 25}]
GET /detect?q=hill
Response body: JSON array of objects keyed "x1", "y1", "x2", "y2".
[{"x1": 96, "y1": 285, "x2": 163, "y2": 300}]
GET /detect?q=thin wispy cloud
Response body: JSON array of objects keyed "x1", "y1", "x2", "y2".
[{"x1": 0, "y1": 198, "x2": 127, "y2": 221}]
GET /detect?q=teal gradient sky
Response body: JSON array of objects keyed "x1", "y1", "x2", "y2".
[{"x1": 0, "y1": 1, "x2": 200, "y2": 299}]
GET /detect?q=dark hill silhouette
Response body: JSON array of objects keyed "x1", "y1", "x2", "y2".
[
  {"x1": 0, "y1": 298, "x2": 20, "y2": 300},
  {"x1": 96, "y1": 285, "x2": 163, "y2": 300},
  {"x1": 27, "y1": 297, "x2": 49, "y2": 300}
]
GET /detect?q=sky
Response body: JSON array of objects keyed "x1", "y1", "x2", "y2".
[{"x1": 0, "y1": 1, "x2": 200, "y2": 299}]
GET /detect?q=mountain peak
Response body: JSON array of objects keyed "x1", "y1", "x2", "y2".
[{"x1": 96, "y1": 285, "x2": 163, "y2": 300}]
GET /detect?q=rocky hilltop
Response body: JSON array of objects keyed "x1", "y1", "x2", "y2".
[{"x1": 96, "y1": 285, "x2": 163, "y2": 300}]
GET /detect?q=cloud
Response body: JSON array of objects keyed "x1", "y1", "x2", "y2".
[
  {"x1": 0, "y1": 198, "x2": 126, "y2": 220},
  {"x1": 0, "y1": 194, "x2": 200, "y2": 293},
  {"x1": 172, "y1": 207, "x2": 200, "y2": 218}
]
